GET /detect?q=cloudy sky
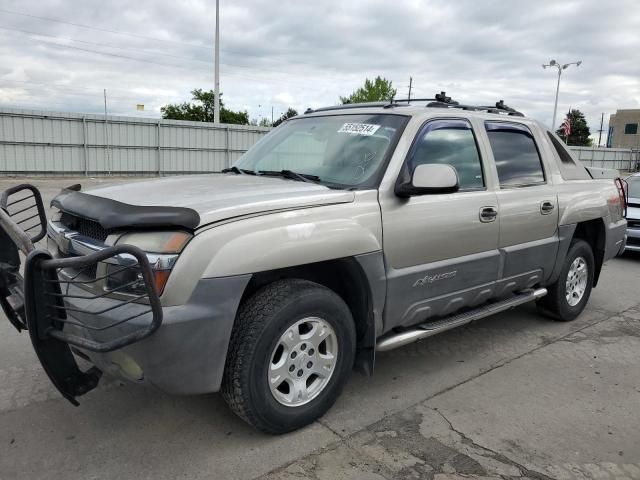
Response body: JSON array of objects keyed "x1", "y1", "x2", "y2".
[{"x1": 0, "y1": 0, "x2": 638, "y2": 138}]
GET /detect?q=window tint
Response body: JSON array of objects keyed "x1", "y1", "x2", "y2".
[
  {"x1": 408, "y1": 120, "x2": 484, "y2": 190},
  {"x1": 625, "y1": 123, "x2": 638, "y2": 135},
  {"x1": 485, "y1": 122, "x2": 545, "y2": 187},
  {"x1": 547, "y1": 131, "x2": 576, "y2": 165}
]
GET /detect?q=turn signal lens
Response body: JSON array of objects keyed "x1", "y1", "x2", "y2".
[
  {"x1": 153, "y1": 270, "x2": 172, "y2": 295},
  {"x1": 110, "y1": 231, "x2": 192, "y2": 297}
]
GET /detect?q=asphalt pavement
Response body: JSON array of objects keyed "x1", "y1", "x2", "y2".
[{"x1": 1, "y1": 177, "x2": 639, "y2": 480}]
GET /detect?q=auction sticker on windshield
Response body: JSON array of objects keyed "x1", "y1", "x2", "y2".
[{"x1": 338, "y1": 123, "x2": 381, "y2": 136}]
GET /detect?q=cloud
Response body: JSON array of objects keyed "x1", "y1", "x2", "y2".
[
  {"x1": 0, "y1": 0, "x2": 638, "y2": 135},
  {"x1": 272, "y1": 92, "x2": 294, "y2": 107}
]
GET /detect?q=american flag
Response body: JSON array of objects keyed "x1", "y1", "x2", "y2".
[{"x1": 561, "y1": 117, "x2": 572, "y2": 136}]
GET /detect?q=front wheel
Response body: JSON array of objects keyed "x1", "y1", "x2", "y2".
[
  {"x1": 222, "y1": 279, "x2": 356, "y2": 434},
  {"x1": 537, "y1": 239, "x2": 595, "y2": 321}
]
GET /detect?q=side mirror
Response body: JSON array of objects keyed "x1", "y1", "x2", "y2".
[{"x1": 396, "y1": 164, "x2": 459, "y2": 197}]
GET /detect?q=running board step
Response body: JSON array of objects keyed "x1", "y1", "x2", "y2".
[{"x1": 376, "y1": 288, "x2": 547, "y2": 352}]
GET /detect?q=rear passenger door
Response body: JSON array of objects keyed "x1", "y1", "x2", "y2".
[{"x1": 483, "y1": 121, "x2": 559, "y2": 290}]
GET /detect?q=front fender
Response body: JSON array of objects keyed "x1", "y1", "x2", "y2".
[{"x1": 162, "y1": 191, "x2": 383, "y2": 306}]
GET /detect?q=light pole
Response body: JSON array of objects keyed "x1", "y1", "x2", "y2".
[
  {"x1": 542, "y1": 59, "x2": 582, "y2": 130},
  {"x1": 214, "y1": 0, "x2": 220, "y2": 124}
]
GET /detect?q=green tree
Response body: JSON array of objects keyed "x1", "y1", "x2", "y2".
[
  {"x1": 161, "y1": 89, "x2": 249, "y2": 125},
  {"x1": 340, "y1": 76, "x2": 397, "y2": 104},
  {"x1": 273, "y1": 108, "x2": 298, "y2": 127},
  {"x1": 249, "y1": 117, "x2": 272, "y2": 127},
  {"x1": 556, "y1": 109, "x2": 592, "y2": 146}
]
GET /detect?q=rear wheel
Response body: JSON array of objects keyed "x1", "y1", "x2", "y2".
[
  {"x1": 222, "y1": 279, "x2": 356, "y2": 434},
  {"x1": 537, "y1": 239, "x2": 594, "y2": 321}
]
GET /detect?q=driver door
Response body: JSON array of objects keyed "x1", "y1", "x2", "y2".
[{"x1": 379, "y1": 118, "x2": 500, "y2": 329}]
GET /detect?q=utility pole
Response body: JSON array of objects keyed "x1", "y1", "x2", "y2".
[
  {"x1": 408, "y1": 76, "x2": 413, "y2": 102},
  {"x1": 214, "y1": 0, "x2": 220, "y2": 124},
  {"x1": 597, "y1": 113, "x2": 604, "y2": 147},
  {"x1": 271, "y1": 106, "x2": 274, "y2": 125},
  {"x1": 103, "y1": 89, "x2": 111, "y2": 175}
]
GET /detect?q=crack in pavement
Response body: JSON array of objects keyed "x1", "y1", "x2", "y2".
[
  {"x1": 258, "y1": 302, "x2": 640, "y2": 479},
  {"x1": 432, "y1": 408, "x2": 555, "y2": 480}
]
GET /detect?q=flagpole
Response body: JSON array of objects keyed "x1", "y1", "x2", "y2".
[{"x1": 565, "y1": 106, "x2": 571, "y2": 145}]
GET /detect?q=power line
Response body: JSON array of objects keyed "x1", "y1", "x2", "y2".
[
  {"x1": 0, "y1": 8, "x2": 212, "y2": 50},
  {"x1": 0, "y1": 26, "x2": 359, "y2": 85},
  {"x1": 0, "y1": 24, "x2": 350, "y2": 79},
  {"x1": 0, "y1": 24, "x2": 212, "y2": 64},
  {"x1": 0, "y1": 32, "x2": 294, "y2": 84},
  {"x1": 0, "y1": 8, "x2": 368, "y2": 72}
]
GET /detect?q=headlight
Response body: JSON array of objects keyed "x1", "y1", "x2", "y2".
[
  {"x1": 109, "y1": 231, "x2": 192, "y2": 296},
  {"x1": 116, "y1": 231, "x2": 191, "y2": 254}
]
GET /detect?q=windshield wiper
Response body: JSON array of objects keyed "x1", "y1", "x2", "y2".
[
  {"x1": 258, "y1": 169, "x2": 321, "y2": 184},
  {"x1": 221, "y1": 166, "x2": 256, "y2": 175}
]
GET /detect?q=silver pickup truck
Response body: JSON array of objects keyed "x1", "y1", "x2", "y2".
[{"x1": 0, "y1": 94, "x2": 628, "y2": 434}]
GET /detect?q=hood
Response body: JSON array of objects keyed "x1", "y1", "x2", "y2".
[{"x1": 81, "y1": 174, "x2": 355, "y2": 228}]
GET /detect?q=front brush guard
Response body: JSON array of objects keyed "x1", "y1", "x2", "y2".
[{"x1": 0, "y1": 184, "x2": 163, "y2": 405}]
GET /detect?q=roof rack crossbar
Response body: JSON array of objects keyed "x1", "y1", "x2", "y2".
[
  {"x1": 304, "y1": 101, "x2": 401, "y2": 114},
  {"x1": 392, "y1": 98, "x2": 437, "y2": 104}
]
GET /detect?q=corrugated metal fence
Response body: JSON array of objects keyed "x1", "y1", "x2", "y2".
[
  {"x1": 569, "y1": 146, "x2": 639, "y2": 172},
  {"x1": 2, "y1": 107, "x2": 639, "y2": 176},
  {"x1": 0, "y1": 107, "x2": 271, "y2": 176}
]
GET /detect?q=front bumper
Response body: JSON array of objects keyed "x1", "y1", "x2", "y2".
[
  {"x1": 625, "y1": 225, "x2": 640, "y2": 252},
  {"x1": 0, "y1": 184, "x2": 249, "y2": 404},
  {"x1": 70, "y1": 275, "x2": 250, "y2": 395}
]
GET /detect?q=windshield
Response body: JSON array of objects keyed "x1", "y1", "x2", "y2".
[
  {"x1": 628, "y1": 176, "x2": 640, "y2": 198},
  {"x1": 235, "y1": 114, "x2": 408, "y2": 188}
]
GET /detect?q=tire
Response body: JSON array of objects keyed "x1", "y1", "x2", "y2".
[
  {"x1": 221, "y1": 279, "x2": 356, "y2": 434},
  {"x1": 537, "y1": 239, "x2": 595, "y2": 322}
]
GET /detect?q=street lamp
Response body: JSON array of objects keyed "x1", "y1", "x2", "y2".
[{"x1": 542, "y1": 59, "x2": 582, "y2": 130}]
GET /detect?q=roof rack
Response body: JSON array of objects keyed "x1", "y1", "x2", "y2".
[
  {"x1": 304, "y1": 101, "x2": 401, "y2": 114},
  {"x1": 393, "y1": 92, "x2": 524, "y2": 117},
  {"x1": 304, "y1": 92, "x2": 524, "y2": 117}
]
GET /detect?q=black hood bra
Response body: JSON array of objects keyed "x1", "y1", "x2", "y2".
[{"x1": 51, "y1": 187, "x2": 200, "y2": 230}]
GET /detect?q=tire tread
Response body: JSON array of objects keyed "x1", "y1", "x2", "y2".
[
  {"x1": 221, "y1": 279, "x2": 352, "y2": 433},
  {"x1": 537, "y1": 238, "x2": 594, "y2": 322}
]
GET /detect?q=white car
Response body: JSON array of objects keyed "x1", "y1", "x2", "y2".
[{"x1": 625, "y1": 172, "x2": 640, "y2": 252}]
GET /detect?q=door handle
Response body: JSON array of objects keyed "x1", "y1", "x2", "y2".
[
  {"x1": 479, "y1": 206, "x2": 498, "y2": 223},
  {"x1": 540, "y1": 201, "x2": 555, "y2": 215}
]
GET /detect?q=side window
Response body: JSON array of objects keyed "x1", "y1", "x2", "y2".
[
  {"x1": 485, "y1": 122, "x2": 545, "y2": 188},
  {"x1": 408, "y1": 119, "x2": 484, "y2": 190}
]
